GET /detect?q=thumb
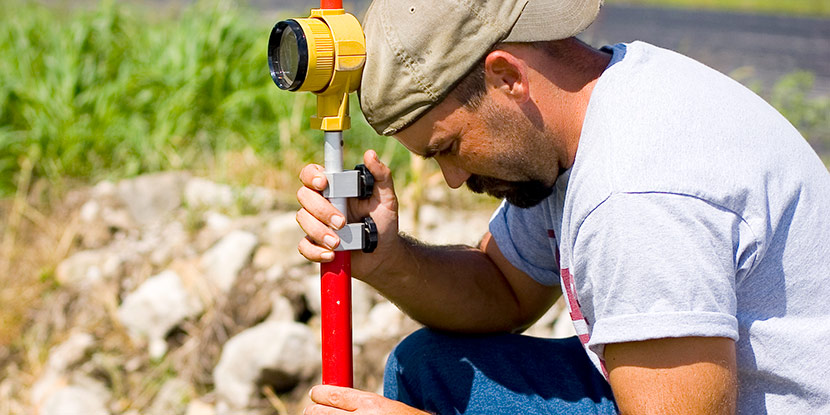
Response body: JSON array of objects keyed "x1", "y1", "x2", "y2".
[{"x1": 363, "y1": 149, "x2": 396, "y2": 202}]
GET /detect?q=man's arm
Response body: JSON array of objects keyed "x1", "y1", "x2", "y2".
[
  {"x1": 605, "y1": 336, "x2": 737, "y2": 415},
  {"x1": 296, "y1": 149, "x2": 559, "y2": 333},
  {"x1": 372, "y1": 230, "x2": 560, "y2": 333}
]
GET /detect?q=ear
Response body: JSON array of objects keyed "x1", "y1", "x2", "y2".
[{"x1": 483, "y1": 50, "x2": 530, "y2": 104}]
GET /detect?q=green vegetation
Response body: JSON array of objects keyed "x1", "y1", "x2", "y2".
[
  {"x1": 0, "y1": 0, "x2": 828, "y2": 200},
  {"x1": 0, "y1": 0, "x2": 408, "y2": 198},
  {"x1": 607, "y1": 0, "x2": 830, "y2": 17}
]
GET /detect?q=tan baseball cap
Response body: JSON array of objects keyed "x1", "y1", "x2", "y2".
[{"x1": 359, "y1": 0, "x2": 603, "y2": 136}]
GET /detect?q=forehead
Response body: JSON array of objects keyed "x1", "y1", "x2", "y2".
[{"x1": 393, "y1": 96, "x2": 470, "y2": 155}]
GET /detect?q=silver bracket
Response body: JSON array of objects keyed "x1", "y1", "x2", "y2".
[
  {"x1": 334, "y1": 223, "x2": 365, "y2": 251},
  {"x1": 323, "y1": 171, "x2": 360, "y2": 199}
]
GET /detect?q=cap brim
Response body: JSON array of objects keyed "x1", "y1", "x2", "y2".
[{"x1": 503, "y1": 0, "x2": 601, "y2": 42}]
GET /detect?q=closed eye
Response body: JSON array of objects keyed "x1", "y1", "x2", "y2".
[{"x1": 420, "y1": 137, "x2": 458, "y2": 160}]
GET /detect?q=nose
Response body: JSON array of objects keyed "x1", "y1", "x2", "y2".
[{"x1": 436, "y1": 158, "x2": 471, "y2": 189}]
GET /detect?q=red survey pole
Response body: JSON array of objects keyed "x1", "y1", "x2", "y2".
[{"x1": 317, "y1": 0, "x2": 353, "y2": 388}]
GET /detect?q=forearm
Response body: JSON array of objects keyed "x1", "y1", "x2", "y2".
[{"x1": 359, "y1": 233, "x2": 533, "y2": 333}]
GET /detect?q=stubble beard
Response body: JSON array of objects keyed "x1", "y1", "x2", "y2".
[
  {"x1": 465, "y1": 175, "x2": 553, "y2": 208},
  {"x1": 463, "y1": 99, "x2": 556, "y2": 209}
]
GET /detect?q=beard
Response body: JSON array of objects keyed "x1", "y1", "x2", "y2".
[{"x1": 465, "y1": 174, "x2": 553, "y2": 208}]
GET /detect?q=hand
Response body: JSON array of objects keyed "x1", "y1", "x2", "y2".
[
  {"x1": 296, "y1": 149, "x2": 401, "y2": 279},
  {"x1": 304, "y1": 385, "x2": 430, "y2": 415}
]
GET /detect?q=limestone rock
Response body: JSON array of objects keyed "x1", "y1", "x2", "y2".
[
  {"x1": 184, "y1": 178, "x2": 235, "y2": 209},
  {"x1": 117, "y1": 270, "x2": 203, "y2": 358},
  {"x1": 260, "y1": 212, "x2": 306, "y2": 268},
  {"x1": 55, "y1": 249, "x2": 124, "y2": 288},
  {"x1": 551, "y1": 305, "x2": 577, "y2": 339},
  {"x1": 41, "y1": 385, "x2": 110, "y2": 415},
  {"x1": 266, "y1": 294, "x2": 295, "y2": 323},
  {"x1": 303, "y1": 274, "x2": 321, "y2": 316},
  {"x1": 46, "y1": 333, "x2": 95, "y2": 373},
  {"x1": 185, "y1": 400, "x2": 216, "y2": 415},
  {"x1": 525, "y1": 302, "x2": 563, "y2": 338},
  {"x1": 200, "y1": 230, "x2": 258, "y2": 292},
  {"x1": 251, "y1": 244, "x2": 281, "y2": 271},
  {"x1": 184, "y1": 178, "x2": 277, "y2": 214},
  {"x1": 355, "y1": 301, "x2": 416, "y2": 344},
  {"x1": 213, "y1": 321, "x2": 319, "y2": 410},
  {"x1": 117, "y1": 172, "x2": 190, "y2": 226}
]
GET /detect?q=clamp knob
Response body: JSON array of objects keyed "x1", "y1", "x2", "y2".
[
  {"x1": 361, "y1": 217, "x2": 378, "y2": 253},
  {"x1": 355, "y1": 164, "x2": 374, "y2": 200}
]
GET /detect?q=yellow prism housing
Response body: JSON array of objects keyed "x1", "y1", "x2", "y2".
[{"x1": 268, "y1": 9, "x2": 366, "y2": 131}]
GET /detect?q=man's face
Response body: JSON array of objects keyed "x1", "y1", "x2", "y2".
[{"x1": 394, "y1": 91, "x2": 563, "y2": 208}]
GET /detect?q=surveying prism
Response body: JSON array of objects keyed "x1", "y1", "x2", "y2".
[{"x1": 267, "y1": 0, "x2": 375, "y2": 388}]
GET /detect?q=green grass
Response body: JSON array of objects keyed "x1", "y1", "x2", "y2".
[
  {"x1": 0, "y1": 0, "x2": 827, "y2": 200},
  {"x1": 606, "y1": 0, "x2": 830, "y2": 17},
  {"x1": 0, "y1": 0, "x2": 409, "y2": 198}
]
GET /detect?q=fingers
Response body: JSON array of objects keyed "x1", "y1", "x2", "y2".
[
  {"x1": 297, "y1": 185, "x2": 347, "y2": 229},
  {"x1": 299, "y1": 163, "x2": 327, "y2": 191},
  {"x1": 362, "y1": 150, "x2": 397, "y2": 203},
  {"x1": 296, "y1": 217, "x2": 336, "y2": 262},
  {"x1": 308, "y1": 385, "x2": 361, "y2": 412},
  {"x1": 305, "y1": 385, "x2": 427, "y2": 415}
]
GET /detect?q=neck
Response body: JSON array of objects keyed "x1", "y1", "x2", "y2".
[{"x1": 534, "y1": 39, "x2": 611, "y2": 171}]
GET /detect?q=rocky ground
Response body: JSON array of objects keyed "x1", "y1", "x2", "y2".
[{"x1": 2, "y1": 172, "x2": 574, "y2": 415}]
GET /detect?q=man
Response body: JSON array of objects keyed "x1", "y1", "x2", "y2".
[{"x1": 297, "y1": 0, "x2": 830, "y2": 413}]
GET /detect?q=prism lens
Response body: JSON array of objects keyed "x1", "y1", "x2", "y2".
[{"x1": 268, "y1": 20, "x2": 307, "y2": 91}]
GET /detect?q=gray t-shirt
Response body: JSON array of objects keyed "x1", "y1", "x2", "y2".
[{"x1": 490, "y1": 41, "x2": 830, "y2": 413}]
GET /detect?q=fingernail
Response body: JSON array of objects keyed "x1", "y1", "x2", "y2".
[
  {"x1": 324, "y1": 235, "x2": 338, "y2": 249},
  {"x1": 331, "y1": 215, "x2": 345, "y2": 229},
  {"x1": 321, "y1": 251, "x2": 334, "y2": 260},
  {"x1": 312, "y1": 176, "x2": 325, "y2": 189}
]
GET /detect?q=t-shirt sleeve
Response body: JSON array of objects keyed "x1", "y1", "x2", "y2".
[
  {"x1": 489, "y1": 200, "x2": 561, "y2": 286},
  {"x1": 572, "y1": 192, "x2": 745, "y2": 359}
]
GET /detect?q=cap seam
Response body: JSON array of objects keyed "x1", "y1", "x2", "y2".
[{"x1": 379, "y1": 0, "x2": 438, "y2": 102}]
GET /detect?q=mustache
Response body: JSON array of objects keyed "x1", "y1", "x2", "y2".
[{"x1": 465, "y1": 175, "x2": 553, "y2": 208}]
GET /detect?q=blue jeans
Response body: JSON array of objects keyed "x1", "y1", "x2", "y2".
[{"x1": 383, "y1": 328, "x2": 618, "y2": 414}]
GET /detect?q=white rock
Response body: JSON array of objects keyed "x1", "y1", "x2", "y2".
[
  {"x1": 117, "y1": 270, "x2": 203, "y2": 358},
  {"x1": 303, "y1": 274, "x2": 321, "y2": 316},
  {"x1": 266, "y1": 294, "x2": 295, "y2": 323},
  {"x1": 186, "y1": 400, "x2": 216, "y2": 415},
  {"x1": 79, "y1": 200, "x2": 101, "y2": 223},
  {"x1": 355, "y1": 301, "x2": 412, "y2": 344},
  {"x1": 205, "y1": 211, "x2": 232, "y2": 232},
  {"x1": 252, "y1": 244, "x2": 280, "y2": 270},
  {"x1": 184, "y1": 179, "x2": 275, "y2": 213},
  {"x1": 149, "y1": 221, "x2": 189, "y2": 266},
  {"x1": 524, "y1": 303, "x2": 562, "y2": 338},
  {"x1": 214, "y1": 321, "x2": 320, "y2": 410},
  {"x1": 41, "y1": 385, "x2": 110, "y2": 415},
  {"x1": 185, "y1": 178, "x2": 234, "y2": 209},
  {"x1": 46, "y1": 333, "x2": 95, "y2": 373},
  {"x1": 117, "y1": 172, "x2": 190, "y2": 226},
  {"x1": 200, "y1": 230, "x2": 258, "y2": 292},
  {"x1": 260, "y1": 212, "x2": 306, "y2": 268},
  {"x1": 551, "y1": 305, "x2": 577, "y2": 339},
  {"x1": 55, "y1": 250, "x2": 124, "y2": 288},
  {"x1": 415, "y1": 205, "x2": 491, "y2": 246},
  {"x1": 351, "y1": 279, "x2": 374, "y2": 328},
  {"x1": 91, "y1": 180, "x2": 117, "y2": 199},
  {"x1": 263, "y1": 264, "x2": 287, "y2": 283}
]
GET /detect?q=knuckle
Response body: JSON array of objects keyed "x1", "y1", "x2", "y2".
[{"x1": 328, "y1": 389, "x2": 344, "y2": 406}]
